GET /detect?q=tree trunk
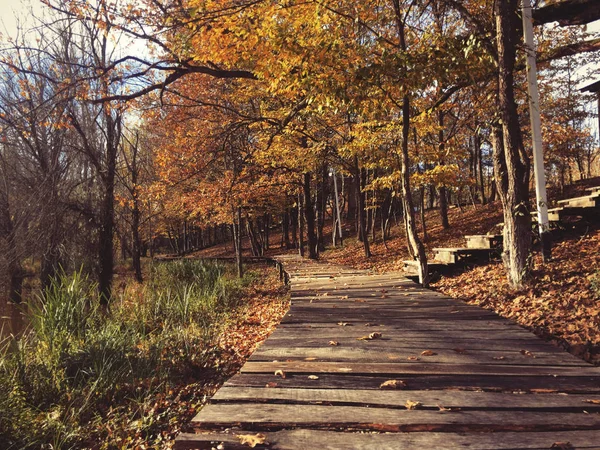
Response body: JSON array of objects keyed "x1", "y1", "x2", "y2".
[
  {"x1": 438, "y1": 111, "x2": 450, "y2": 229},
  {"x1": 303, "y1": 172, "x2": 318, "y2": 259},
  {"x1": 355, "y1": 158, "x2": 371, "y2": 258},
  {"x1": 234, "y1": 207, "x2": 243, "y2": 277},
  {"x1": 98, "y1": 113, "x2": 120, "y2": 305},
  {"x1": 298, "y1": 191, "x2": 305, "y2": 257},
  {"x1": 0, "y1": 187, "x2": 23, "y2": 303},
  {"x1": 494, "y1": 0, "x2": 532, "y2": 288}
]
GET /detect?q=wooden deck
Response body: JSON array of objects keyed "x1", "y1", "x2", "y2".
[{"x1": 176, "y1": 255, "x2": 600, "y2": 449}]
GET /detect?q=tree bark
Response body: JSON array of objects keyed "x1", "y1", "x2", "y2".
[
  {"x1": 355, "y1": 158, "x2": 371, "y2": 258},
  {"x1": 494, "y1": 0, "x2": 532, "y2": 288},
  {"x1": 98, "y1": 111, "x2": 120, "y2": 305},
  {"x1": 303, "y1": 172, "x2": 318, "y2": 259},
  {"x1": 234, "y1": 207, "x2": 243, "y2": 277},
  {"x1": 438, "y1": 111, "x2": 450, "y2": 229}
]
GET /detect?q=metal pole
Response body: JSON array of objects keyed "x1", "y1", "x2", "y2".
[
  {"x1": 522, "y1": 0, "x2": 551, "y2": 261},
  {"x1": 332, "y1": 168, "x2": 343, "y2": 244}
]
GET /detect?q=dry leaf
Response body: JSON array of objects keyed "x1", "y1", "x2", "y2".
[
  {"x1": 520, "y1": 349, "x2": 536, "y2": 358},
  {"x1": 265, "y1": 382, "x2": 278, "y2": 388},
  {"x1": 274, "y1": 369, "x2": 286, "y2": 379},
  {"x1": 405, "y1": 400, "x2": 422, "y2": 410},
  {"x1": 340, "y1": 295, "x2": 349, "y2": 299},
  {"x1": 237, "y1": 433, "x2": 267, "y2": 448},
  {"x1": 421, "y1": 350, "x2": 438, "y2": 356},
  {"x1": 530, "y1": 388, "x2": 558, "y2": 393},
  {"x1": 357, "y1": 332, "x2": 383, "y2": 341},
  {"x1": 328, "y1": 340, "x2": 339, "y2": 346},
  {"x1": 437, "y1": 404, "x2": 451, "y2": 412},
  {"x1": 584, "y1": 399, "x2": 600, "y2": 404},
  {"x1": 308, "y1": 375, "x2": 319, "y2": 380},
  {"x1": 380, "y1": 379, "x2": 407, "y2": 390},
  {"x1": 550, "y1": 442, "x2": 573, "y2": 449},
  {"x1": 407, "y1": 356, "x2": 419, "y2": 361},
  {"x1": 337, "y1": 322, "x2": 349, "y2": 326},
  {"x1": 305, "y1": 357, "x2": 317, "y2": 361}
]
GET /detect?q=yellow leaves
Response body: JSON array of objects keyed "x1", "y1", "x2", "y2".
[
  {"x1": 237, "y1": 433, "x2": 267, "y2": 448},
  {"x1": 379, "y1": 379, "x2": 407, "y2": 390},
  {"x1": 405, "y1": 400, "x2": 422, "y2": 410},
  {"x1": 357, "y1": 332, "x2": 382, "y2": 340}
]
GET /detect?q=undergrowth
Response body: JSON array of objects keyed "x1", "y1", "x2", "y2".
[{"x1": 0, "y1": 260, "x2": 254, "y2": 449}]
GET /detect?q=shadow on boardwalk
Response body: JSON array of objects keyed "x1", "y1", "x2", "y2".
[{"x1": 177, "y1": 255, "x2": 600, "y2": 449}]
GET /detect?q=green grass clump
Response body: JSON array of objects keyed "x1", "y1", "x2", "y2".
[{"x1": 0, "y1": 259, "x2": 249, "y2": 449}]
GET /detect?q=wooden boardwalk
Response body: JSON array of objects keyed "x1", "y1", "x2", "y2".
[{"x1": 177, "y1": 255, "x2": 600, "y2": 449}]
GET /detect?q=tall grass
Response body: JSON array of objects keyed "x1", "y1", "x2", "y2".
[{"x1": 0, "y1": 259, "x2": 247, "y2": 449}]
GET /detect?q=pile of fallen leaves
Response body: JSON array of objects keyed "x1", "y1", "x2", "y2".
[{"x1": 432, "y1": 227, "x2": 600, "y2": 365}]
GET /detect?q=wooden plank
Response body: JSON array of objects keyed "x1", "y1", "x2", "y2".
[
  {"x1": 271, "y1": 325, "x2": 547, "y2": 337},
  {"x1": 191, "y1": 404, "x2": 600, "y2": 432},
  {"x1": 211, "y1": 387, "x2": 600, "y2": 410},
  {"x1": 260, "y1": 337, "x2": 569, "y2": 352},
  {"x1": 241, "y1": 361, "x2": 600, "y2": 377},
  {"x1": 225, "y1": 373, "x2": 600, "y2": 393},
  {"x1": 248, "y1": 347, "x2": 587, "y2": 367},
  {"x1": 176, "y1": 429, "x2": 600, "y2": 450}
]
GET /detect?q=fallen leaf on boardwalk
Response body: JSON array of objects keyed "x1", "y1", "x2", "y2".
[
  {"x1": 305, "y1": 357, "x2": 317, "y2": 361},
  {"x1": 328, "y1": 340, "x2": 339, "y2": 346},
  {"x1": 380, "y1": 379, "x2": 407, "y2": 389},
  {"x1": 265, "y1": 382, "x2": 278, "y2": 388},
  {"x1": 357, "y1": 332, "x2": 383, "y2": 340},
  {"x1": 338, "y1": 367, "x2": 352, "y2": 372},
  {"x1": 308, "y1": 375, "x2": 319, "y2": 380},
  {"x1": 520, "y1": 349, "x2": 536, "y2": 358},
  {"x1": 274, "y1": 370, "x2": 286, "y2": 379},
  {"x1": 407, "y1": 356, "x2": 419, "y2": 361},
  {"x1": 453, "y1": 348, "x2": 467, "y2": 354},
  {"x1": 405, "y1": 400, "x2": 422, "y2": 410},
  {"x1": 337, "y1": 322, "x2": 349, "y2": 326},
  {"x1": 340, "y1": 295, "x2": 349, "y2": 299},
  {"x1": 584, "y1": 399, "x2": 600, "y2": 404},
  {"x1": 421, "y1": 350, "x2": 438, "y2": 356},
  {"x1": 237, "y1": 433, "x2": 267, "y2": 448},
  {"x1": 530, "y1": 388, "x2": 558, "y2": 393},
  {"x1": 492, "y1": 356, "x2": 505, "y2": 360},
  {"x1": 550, "y1": 442, "x2": 573, "y2": 449},
  {"x1": 437, "y1": 404, "x2": 451, "y2": 412}
]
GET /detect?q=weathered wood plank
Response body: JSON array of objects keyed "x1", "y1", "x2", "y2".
[
  {"x1": 191, "y1": 404, "x2": 600, "y2": 432},
  {"x1": 211, "y1": 387, "x2": 600, "y2": 410},
  {"x1": 261, "y1": 337, "x2": 567, "y2": 352},
  {"x1": 241, "y1": 361, "x2": 600, "y2": 377},
  {"x1": 225, "y1": 373, "x2": 600, "y2": 393},
  {"x1": 249, "y1": 346, "x2": 587, "y2": 366},
  {"x1": 175, "y1": 429, "x2": 600, "y2": 450}
]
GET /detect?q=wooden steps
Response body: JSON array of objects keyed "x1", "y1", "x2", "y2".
[{"x1": 176, "y1": 257, "x2": 600, "y2": 449}]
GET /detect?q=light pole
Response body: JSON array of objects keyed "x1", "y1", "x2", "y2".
[{"x1": 522, "y1": 0, "x2": 551, "y2": 261}]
